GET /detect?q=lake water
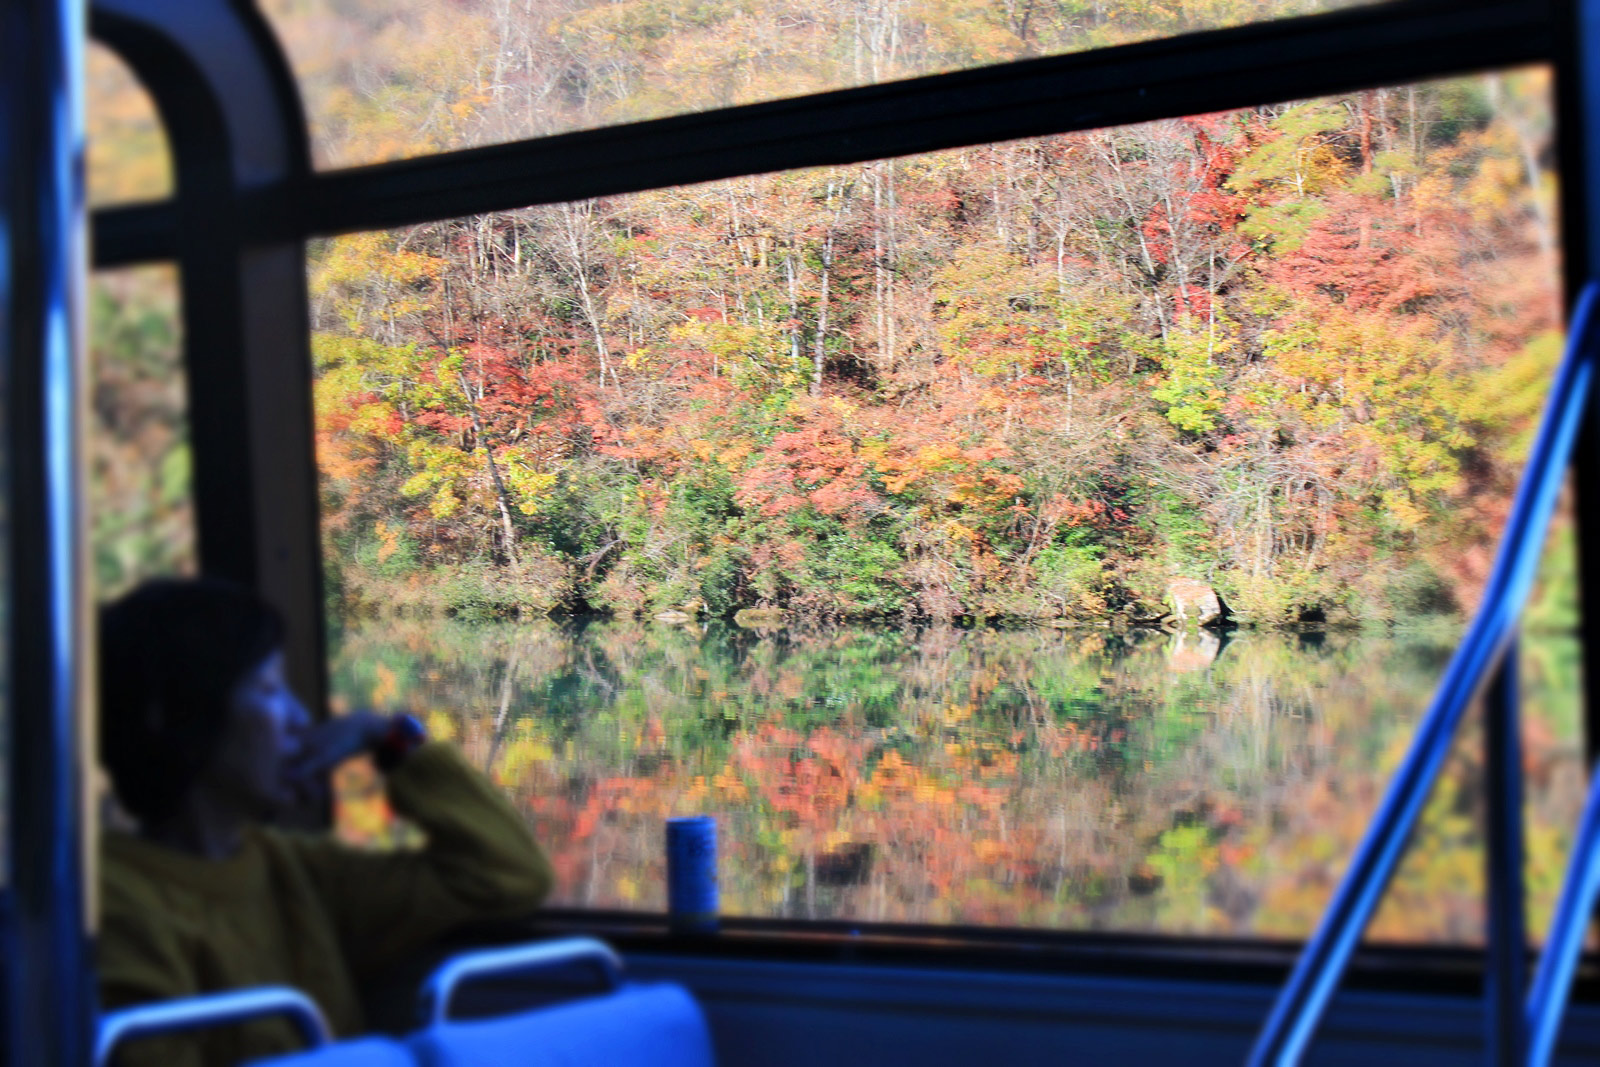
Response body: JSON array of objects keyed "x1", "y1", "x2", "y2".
[{"x1": 326, "y1": 618, "x2": 1586, "y2": 944}]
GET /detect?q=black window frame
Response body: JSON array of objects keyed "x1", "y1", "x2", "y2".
[{"x1": 82, "y1": 0, "x2": 1600, "y2": 996}]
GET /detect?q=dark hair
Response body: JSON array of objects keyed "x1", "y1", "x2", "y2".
[{"x1": 98, "y1": 578, "x2": 285, "y2": 823}]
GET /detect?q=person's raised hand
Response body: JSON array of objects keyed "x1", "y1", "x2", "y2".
[{"x1": 290, "y1": 709, "x2": 391, "y2": 783}]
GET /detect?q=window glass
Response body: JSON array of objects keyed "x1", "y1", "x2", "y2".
[
  {"x1": 89, "y1": 266, "x2": 196, "y2": 600},
  {"x1": 314, "y1": 69, "x2": 1581, "y2": 941},
  {"x1": 86, "y1": 43, "x2": 173, "y2": 207},
  {"x1": 261, "y1": 0, "x2": 1381, "y2": 170}
]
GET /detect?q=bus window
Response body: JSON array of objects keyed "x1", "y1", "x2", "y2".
[
  {"x1": 260, "y1": 0, "x2": 1383, "y2": 170},
  {"x1": 86, "y1": 43, "x2": 172, "y2": 207},
  {"x1": 307, "y1": 66, "x2": 1583, "y2": 945},
  {"x1": 89, "y1": 265, "x2": 196, "y2": 599}
]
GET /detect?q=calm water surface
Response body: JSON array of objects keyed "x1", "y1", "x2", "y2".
[{"x1": 327, "y1": 619, "x2": 1585, "y2": 944}]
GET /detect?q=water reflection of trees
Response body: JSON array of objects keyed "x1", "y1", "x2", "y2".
[{"x1": 328, "y1": 620, "x2": 1583, "y2": 943}]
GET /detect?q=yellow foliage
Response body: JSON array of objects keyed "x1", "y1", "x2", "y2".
[
  {"x1": 424, "y1": 711, "x2": 457, "y2": 742},
  {"x1": 370, "y1": 664, "x2": 397, "y2": 707},
  {"x1": 375, "y1": 521, "x2": 400, "y2": 563}
]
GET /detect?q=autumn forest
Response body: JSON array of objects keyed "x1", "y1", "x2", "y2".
[{"x1": 308, "y1": 82, "x2": 1560, "y2": 627}]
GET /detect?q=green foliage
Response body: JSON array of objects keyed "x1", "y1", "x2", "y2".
[
  {"x1": 1150, "y1": 316, "x2": 1233, "y2": 434},
  {"x1": 1230, "y1": 102, "x2": 1347, "y2": 254},
  {"x1": 89, "y1": 268, "x2": 195, "y2": 597},
  {"x1": 1141, "y1": 487, "x2": 1211, "y2": 579},
  {"x1": 1032, "y1": 539, "x2": 1106, "y2": 618},
  {"x1": 437, "y1": 564, "x2": 519, "y2": 621},
  {"x1": 353, "y1": 523, "x2": 421, "y2": 580},
  {"x1": 805, "y1": 524, "x2": 909, "y2": 617},
  {"x1": 1525, "y1": 525, "x2": 1579, "y2": 634}
]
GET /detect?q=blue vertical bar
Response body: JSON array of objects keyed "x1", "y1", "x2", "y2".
[
  {"x1": 1527, "y1": 760, "x2": 1600, "y2": 1065},
  {"x1": 1484, "y1": 643, "x2": 1526, "y2": 1067},
  {"x1": 1248, "y1": 287, "x2": 1598, "y2": 1067},
  {"x1": 0, "y1": 0, "x2": 93, "y2": 1063}
]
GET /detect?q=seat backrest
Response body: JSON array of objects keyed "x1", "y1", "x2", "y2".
[
  {"x1": 97, "y1": 986, "x2": 340, "y2": 1067},
  {"x1": 247, "y1": 1036, "x2": 417, "y2": 1067},
  {"x1": 407, "y1": 982, "x2": 714, "y2": 1067}
]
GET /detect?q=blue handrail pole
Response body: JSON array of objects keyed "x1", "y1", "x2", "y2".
[
  {"x1": 1484, "y1": 641, "x2": 1527, "y2": 1067},
  {"x1": 0, "y1": 0, "x2": 94, "y2": 1063},
  {"x1": 1525, "y1": 760, "x2": 1600, "y2": 1066},
  {"x1": 1248, "y1": 281, "x2": 1600, "y2": 1067}
]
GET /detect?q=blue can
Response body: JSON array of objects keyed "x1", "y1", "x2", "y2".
[{"x1": 666, "y1": 815, "x2": 719, "y2": 934}]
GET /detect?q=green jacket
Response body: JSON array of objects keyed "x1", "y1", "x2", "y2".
[{"x1": 98, "y1": 742, "x2": 552, "y2": 1066}]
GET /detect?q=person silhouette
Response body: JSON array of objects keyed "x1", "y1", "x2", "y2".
[{"x1": 96, "y1": 578, "x2": 551, "y2": 1067}]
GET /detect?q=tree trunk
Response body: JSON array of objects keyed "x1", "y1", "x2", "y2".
[
  {"x1": 785, "y1": 246, "x2": 802, "y2": 373},
  {"x1": 458, "y1": 372, "x2": 521, "y2": 569},
  {"x1": 813, "y1": 229, "x2": 832, "y2": 397}
]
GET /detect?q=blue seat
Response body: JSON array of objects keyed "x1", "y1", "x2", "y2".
[
  {"x1": 251, "y1": 937, "x2": 715, "y2": 1067},
  {"x1": 249, "y1": 1037, "x2": 414, "y2": 1067},
  {"x1": 408, "y1": 982, "x2": 713, "y2": 1067},
  {"x1": 255, "y1": 984, "x2": 713, "y2": 1067},
  {"x1": 94, "y1": 986, "x2": 373, "y2": 1067}
]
